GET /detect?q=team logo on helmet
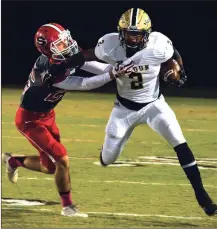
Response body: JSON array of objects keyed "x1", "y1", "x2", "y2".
[
  {"x1": 144, "y1": 18, "x2": 151, "y2": 25},
  {"x1": 36, "y1": 37, "x2": 47, "y2": 46}
]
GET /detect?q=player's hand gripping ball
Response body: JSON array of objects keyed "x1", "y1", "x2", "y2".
[
  {"x1": 160, "y1": 59, "x2": 181, "y2": 85},
  {"x1": 160, "y1": 58, "x2": 188, "y2": 87}
]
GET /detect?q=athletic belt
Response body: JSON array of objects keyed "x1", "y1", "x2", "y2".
[{"x1": 116, "y1": 92, "x2": 162, "y2": 111}]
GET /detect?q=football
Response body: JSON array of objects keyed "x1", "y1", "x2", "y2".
[{"x1": 160, "y1": 58, "x2": 181, "y2": 83}]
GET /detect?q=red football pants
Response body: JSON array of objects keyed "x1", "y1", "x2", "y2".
[{"x1": 15, "y1": 107, "x2": 67, "y2": 171}]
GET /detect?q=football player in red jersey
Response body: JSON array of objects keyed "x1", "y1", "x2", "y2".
[{"x1": 2, "y1": 23, "x2": 134, "y2": 217}]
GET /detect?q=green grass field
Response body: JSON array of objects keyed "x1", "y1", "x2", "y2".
[{"x1": 2, "y1": 88, "x2": 217, "y2": 228}]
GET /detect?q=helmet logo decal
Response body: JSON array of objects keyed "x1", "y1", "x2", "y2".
[
  {"x1": 36, "y1": 37, "x2": 47, "y2": 46},
  {"x1": 144, "y1": 18, "x2": 150, "y2": 25}
]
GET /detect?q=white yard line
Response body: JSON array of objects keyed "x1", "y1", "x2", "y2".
[
  {"x1": 1, "y1": 135, "x2": 161, "y2": 144},
  {"x1": 93, "y1": 161, "x2": 217, "y2": 170},
  {"x1": 15, "y1": 177, "x2": 217, "y2": 188},
  {"x1": 69, "y1": 156, "x2": 96, "y2": 160},
  {"x1": 2, "y1": 122, "x2": 217, "y2": 132},
  {"x1": 184, "y1": 128, "x2": 217, "y2": 132},
  {"x1": 1, "y1": 207, "x2": 217, "y2": 221},
  {"x1": 2, "y1": 135, "x2": 99, "y2": 143},
  {"x1": 89, "y1": 180, "x2": 217, "y2": 188},
  {"x1": 138, "y1": 156, "x2": 217, "y2": 165},
  {"x1": 18, "y1": 177, "x2": 54, "y2": 180},
  {"x1": 87, "y1": 211, "x2": 217, "y2": 221},
  {"x1": 139, "y1": 156, "x2": 217, "y2": 161}
]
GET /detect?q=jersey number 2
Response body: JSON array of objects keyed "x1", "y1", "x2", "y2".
[
  {"x1": 129, "y1": 73, "x2": 143, "y2": 90},
  {"x1": 129, "y1": 65, "x2": 149, "y2": 90}
]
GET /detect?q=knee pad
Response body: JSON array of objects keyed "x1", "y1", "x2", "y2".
[{"x1": 106, "y1": 121, "x2": 128, "y2": 139}]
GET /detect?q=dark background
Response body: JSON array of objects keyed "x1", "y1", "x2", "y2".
[{"x1": 2, "y1": 1, "x2": 217, "y2": 96}]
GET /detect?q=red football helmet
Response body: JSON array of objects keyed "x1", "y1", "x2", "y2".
[{"x1": 34, "y1": 23, "x2": 79, "y2": 61}]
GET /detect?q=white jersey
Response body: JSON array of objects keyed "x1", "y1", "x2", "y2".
[{"x1": 95, "y1": 32, "x2": 174, "y2": 103}]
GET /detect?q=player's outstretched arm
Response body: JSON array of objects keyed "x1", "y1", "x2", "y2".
[
  {"x1": 47, "y1": 49, "x2": 105, "y2": 78},
  {"x1": 53, "y1": 62, "x2": 134, "y2": 91},
  {"x1": 80, "y1": 61, "x2": 113, "y2": 74},
  {"x1": 53, "y1": 71, "x2": 114, "y2": 91}
]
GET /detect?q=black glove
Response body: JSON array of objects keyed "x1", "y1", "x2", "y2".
[
  {"x1": 176, "y1": 65, "x2": 187, "y2": 87},
  {"x1": 165, "y1": 79, "x2": 175, "y2": 87},
  {"x1": 165, "y1": 65, "x2": 187, "y2": 87},
  {"x1": 49, "y1": 63, "x2": 68, "y2": 77}
]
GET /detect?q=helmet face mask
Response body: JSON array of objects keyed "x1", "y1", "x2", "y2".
[
  {"x1": 118, "y1": 8, "x2": 152, "y2": 53},
  {"x1": 50, "y1": 30, "x2": 79, "y2": 61},
  {"x1": 120, "y1": 29, "x2": 151, "y2": 51}
]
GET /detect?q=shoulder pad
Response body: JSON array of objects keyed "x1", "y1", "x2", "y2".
[
  {"x1": 95, "y1": 33, "x2": 119, "y2": 62},
  {"x1": 148, "y1": 31, "x2": 174, "y2": 63}
]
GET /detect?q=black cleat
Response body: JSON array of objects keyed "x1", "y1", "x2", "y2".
[
  {"x1": 195, "y1": 190, "x2": 217, "y2": 216},
  {"x1": 203, "y1": 203, "x2": 217, "y2": 216}
]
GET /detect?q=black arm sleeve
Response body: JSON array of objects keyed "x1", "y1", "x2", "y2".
[
  {"x1": 172, "y1": 47, "x2": 183, "y2": 66},
  {"x1": 49, "y1": 52, "x2": 85, "y2": 77},
  {"x1": 64, "y1": 51, "x2": 85, "y2": 69},
  {"x1": 172, "y1": 47, "x2": 187, "y2": 86}
]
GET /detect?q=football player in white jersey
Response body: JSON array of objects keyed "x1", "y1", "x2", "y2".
[{"x1": 90, "y1": 8, "x2": 217, "y2": 216}]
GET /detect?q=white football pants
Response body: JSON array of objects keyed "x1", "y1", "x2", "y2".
[{"x1": 101, "y1": 95, "x2": 186, "y2": 165}]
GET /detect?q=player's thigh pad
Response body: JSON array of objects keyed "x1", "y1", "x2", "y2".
[
  {"x1": 105, "y1": 105, "x2": 136, "y2": 138},
  {"x1": 47, "y1": 121, "x2": 61, "y2": 142},
  {"x1": 102, "y1": 105, "x2": 135, "y2": 164},
  {"x1": 145, "y1": 96, "x2": 186, "y2": 147},
  {"x1": 16, "y1": 123, "x2": 67, "y2": 162}
]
